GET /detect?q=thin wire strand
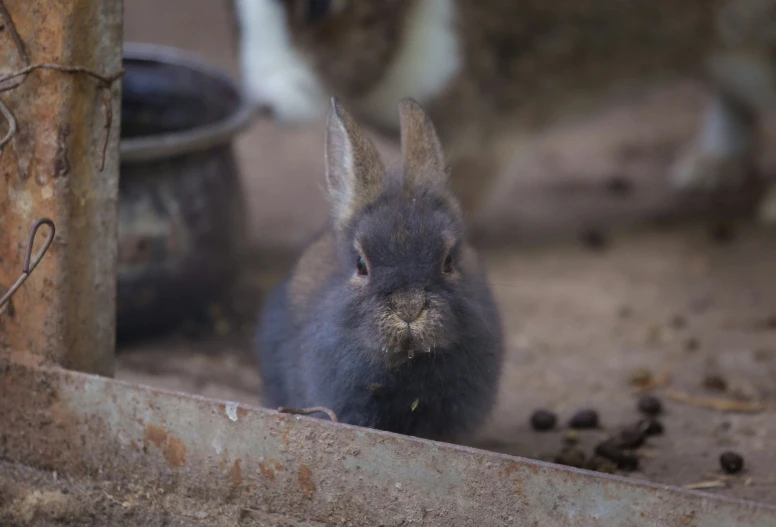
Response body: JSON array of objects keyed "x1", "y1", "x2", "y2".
[
  {"x1": 0, "y1": 63, "x2": 125, "y2": 91},
  {"x1": 0, "y1": 0, "x2": 29, "y2": 65},
  {"x1": 0, "y1": 63, "x2": 124, "y2": 170},
  {"x1": 0, "y1": 99, "x2": 16, "y2": 151},
  {"x1": 277, "y1": 406, "x2": 339, "y2": 423}
]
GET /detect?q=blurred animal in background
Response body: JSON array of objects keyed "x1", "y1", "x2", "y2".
[
  {"x1": 228, "y1": 0, "x2": 776, "y2": 222},
  {"x1": 673, "y1": 0, "x2": 776, "y2": 221}
]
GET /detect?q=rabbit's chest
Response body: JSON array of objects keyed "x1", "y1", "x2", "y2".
[{"x1": 357, "y1": 359, "x2": 460, "y2": 412}]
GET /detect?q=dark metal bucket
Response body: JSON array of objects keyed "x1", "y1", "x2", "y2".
[{"x1": 117, "y1": 43, "x2": 254, "y2": 340}]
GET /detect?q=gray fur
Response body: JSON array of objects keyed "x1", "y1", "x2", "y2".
[{"x1": 255, "y1": 99, "x2": 504, "y2": 441}]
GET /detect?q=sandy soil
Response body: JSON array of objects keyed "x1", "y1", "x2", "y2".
[{"x1": 24, "y1": 0, "x2": 772, "y2": 515}]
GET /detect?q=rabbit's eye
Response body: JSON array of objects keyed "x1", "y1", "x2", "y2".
[
  {"x1": 357, "y1": 255, "x2": 368, "y2": 276},
  {"x1": 306, "y1": 0, "x2": 332, "y2": 23},
  {"x1": 443, "y1": 254, "x2": 454, "y2": 273}
]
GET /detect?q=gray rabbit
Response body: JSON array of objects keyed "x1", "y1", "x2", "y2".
[{"x1": 256, "y1": 98, "x2": 504, "y2": 442}]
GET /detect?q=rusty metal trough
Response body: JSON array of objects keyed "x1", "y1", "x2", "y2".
[
  {"x1": 2, "y1": 0, "x2": 776, "y2": 525},
  {"x1": 2, "y1": 361, "x2": 776, "y2": 526}
]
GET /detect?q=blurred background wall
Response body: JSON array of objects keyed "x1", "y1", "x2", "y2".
[{"x1": 123, "y1": 0, "x2": 757, "y2": 249}]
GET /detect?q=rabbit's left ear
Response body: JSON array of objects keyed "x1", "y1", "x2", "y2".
[
  {"x1": 325, "y1": 98, "x2": 386, "y2": 230},
  {"x1": 398, "y1": 98, "x2": 449, "y2": 191}
]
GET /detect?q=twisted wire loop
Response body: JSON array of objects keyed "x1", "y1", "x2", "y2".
[{"x1": 0, "y1": 218, "x2": 56, "y2": 313}]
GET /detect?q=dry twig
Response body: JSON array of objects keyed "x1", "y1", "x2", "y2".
[
  {"x1": 683, "y1": 480, "x2": 729, "y2": 490},
  {"x1": 665, "y1": 389, "x2": 770, "y2": 413},
  {"x1": 631, "y1": 363, "x2": 673, "y2": 393}
]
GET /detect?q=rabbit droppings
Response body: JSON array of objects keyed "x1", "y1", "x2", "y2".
[
  {"x1": 232, "y1": 0, "x2": 776, "y2": 221},
  {"x1": 256, "y1": 99, "x2": 504, "y2": 442}
]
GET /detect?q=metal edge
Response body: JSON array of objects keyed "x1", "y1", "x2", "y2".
[
  {"x1": 2, "y1": 359, "x2": 774, "y2": 526},
  {"x1": 118, "y1": 42, "x2": 257, "y2": 163}
]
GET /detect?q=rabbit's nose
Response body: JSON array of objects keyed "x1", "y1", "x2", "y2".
[{"x1": 390, "y1": 291, "x2": 427, "y2": 323}]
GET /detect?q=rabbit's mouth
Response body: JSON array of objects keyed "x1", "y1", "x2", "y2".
[
  {"x1": 376, "y1": 294, "x2": 458, "y2": 361},
  {"x1": 379, "y1": 314, "x2": 453, "y2": 361},
  {"x1": 382, "y1": 339, "x2": 433, "y2": 368},
  {"x1": 381, "y1": 331, "x2": 430, "y2": 356}
]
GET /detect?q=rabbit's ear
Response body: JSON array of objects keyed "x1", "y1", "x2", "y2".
[
  {"x1": 325, "y1": 97, "x2": 385, "y2": 228},
  {"x1": 398, "y1": 98, "x2": 448, "y2": 191}
]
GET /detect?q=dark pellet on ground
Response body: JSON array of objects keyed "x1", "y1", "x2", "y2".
[
  {"x1": 684, "y1": 337, "x2": 700, "y2": 352},
  {"x1": 720, "y1": 451, "x2": 744, "y2": 474},
  {"x1": 612, "y1": 451, "x2": 639, "y2": 472},
  {"x1": 637, "y1": 395, "x2": 662, "y2": 416},
  {"x1": 555, "y1": 447, "x2": 586, "y2": 469},
  {"x1": 604, "y1": 175, "x2": 634, "y2": 197},
  {"x1": 755, "y1": 315, "x2": 776, "y2": 330},
  {"x1": 617, "y1": 425, "x2": 646, "y2": 449},
  {"x1": 580, "y1": 229, "x2": 608, "y2": 251},
  {"x1": 670, "y1": 314, "x2": 686, "y2": 329},
  {"x1": 595, "y1": 440, "x2": 620, "y2": 459},
  {"x1": 702, "y1": 374, "x2": 728, "y2": 393},
  {"x1": 530, "y1": 409, "x2": 557, "y2": 431},
  {"x1": 569, "y1": 409, "x2": 599, "y2": 429},
  {"x1": 639, "y1": 418, "x2": 664, "y2": 437},
  {"x1": 585, "y1": 456, "x2": 618, "y2": 474},
  {"x1": 595, "y1": 439, "x2": 639, "y2": 471},
  {"x1": 709, "y1": 223, "x2": 736, "y2": 244}
]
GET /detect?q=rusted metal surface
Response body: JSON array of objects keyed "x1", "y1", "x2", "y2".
[
  {"x1": 116, "y1": 44, "x2": 251, "y2": 338},
  {"x1": 1, "y1": 360, "x2": 774, "y2": 526},
  {"x1": 0, "y1": 0, "x2": 123, "y2": 375}
]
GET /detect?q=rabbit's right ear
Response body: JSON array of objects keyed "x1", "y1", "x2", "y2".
[{"x1": 325, "y1": 98, "x2": 385, "y2": 229}]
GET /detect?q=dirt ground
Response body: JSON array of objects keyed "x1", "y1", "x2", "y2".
[
  {"x1": 105, "y1": 0, "x2": 776, "y2": 508},
  {"x1": 0, "y1": 461, "x2": 316, "y2": 526},
  {"x1": 116, "y1": 223, "x2": 776, "y2": 506}
]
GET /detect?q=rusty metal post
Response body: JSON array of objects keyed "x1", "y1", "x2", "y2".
[{"x1": 0, "y1": 0, "x2": 123, "y2": 375}]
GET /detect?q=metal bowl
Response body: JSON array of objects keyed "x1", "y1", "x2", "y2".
[{"x1": 117, "y1": 43, "x2": 254, "y2": 340}]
